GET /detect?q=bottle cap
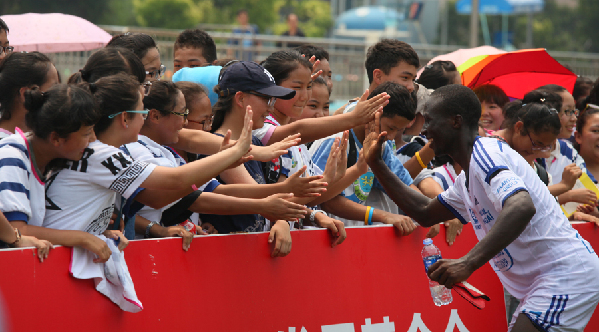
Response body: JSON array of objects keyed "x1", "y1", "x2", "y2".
[{"x1": 423, "y1": 238, "x2": 433, "y2": 245}]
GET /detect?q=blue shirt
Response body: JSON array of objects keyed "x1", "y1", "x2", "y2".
[{"x1": 309, "y1": 129, "x2": 413, "y2": 205}]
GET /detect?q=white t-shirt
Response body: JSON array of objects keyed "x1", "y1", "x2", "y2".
[
  {"x1": 122, "y1": 135, "x2": 219, "y2": 227},
  {"x1": 540, "y1": 139, "x2": 587, "y2": 184},
  {"x1": 0, "y1": 130, "x2": 46, "y2": 226},
  {"x1": 43, "y1": 140, "x2": 156, "y2": 235},
  {"x1": 439, "y1": 137, "x2": 599, "y2": 300}
]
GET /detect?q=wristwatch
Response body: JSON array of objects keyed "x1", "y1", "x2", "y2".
[
  {"x1": 145, "y1": 221, "x2": 160, "y2": 238},
  {"x1": 309, "y1": 210, "x2": 327, "y2": 226},
  {"x1": 8, "y1": 228, "x2": 21, "y2": 248}
]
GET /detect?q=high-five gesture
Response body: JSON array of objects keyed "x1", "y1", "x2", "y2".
[
  {"x1": 363, "y1": 111, "x2": 386, "y2": 166},
  {"x1": 352, "y1": 89, "x2": 389, "y2": 125}
]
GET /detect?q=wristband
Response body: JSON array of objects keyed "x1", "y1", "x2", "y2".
[
  {"x1": 309, "y1": 210, "x2": 326, "y2": 226},
  {"x1": 368, "y1": 207, "x2": 375, "y2": 225},
  {"x1": 415, "y1": 151, "x2": 427, "y2": 169},
  {"x1": 8, "y1": 228, "x2": 21, "y2": 248},
  {"x1": 364, "y1": 206, "x2": 372, "y2": 226},
  {"x1": 145, "y1": 221, "x2": 159, "y2": 238}
]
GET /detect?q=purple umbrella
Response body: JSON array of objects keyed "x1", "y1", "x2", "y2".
[{"x1": 1, "y1": 13, "x2": 112, "y2": 53}]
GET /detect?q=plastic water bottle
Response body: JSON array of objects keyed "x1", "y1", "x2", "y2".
[{"x1": 422, "y1": 238, "x2": 453, "y2": 306}]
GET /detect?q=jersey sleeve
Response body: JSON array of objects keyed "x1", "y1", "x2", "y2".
[
  {"x1": 252, "y1": 123, "x2": 277, "y2": 145},
  {"x1": 0, "y1": 153, "x2": 33, "y2": 223},
  {"x1": 438, "y1": 175, "x2": 469, "y2": 224},
  {"x1": 91, "y1": 146, "x2": 157, "y2": 199},
  {"x1": 473, "y1": 139, "x2": 528, "y2": 209}
]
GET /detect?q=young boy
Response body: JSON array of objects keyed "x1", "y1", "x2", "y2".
[
  {"x1": 310, "y1": 82, "x2": 418, "y2": 227},
  {"x1": 364, "y1": 84, "x2": 599, "y2": 332},
  {"x1": 173, "y1": 29, "x2": 217, "y2": 72}
]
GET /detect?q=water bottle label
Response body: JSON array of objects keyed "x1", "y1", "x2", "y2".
[{"x1": 423, "y1": 254, "x2": 441, "y2": 273}]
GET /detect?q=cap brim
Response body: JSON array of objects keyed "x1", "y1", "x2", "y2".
[{"x1": 255, "y1": 85, "x2": 296, "y2": 99}]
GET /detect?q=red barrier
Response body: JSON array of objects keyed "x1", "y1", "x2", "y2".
[{"x1": 0, "y1": 223, "x2": 597, "y2": 332}]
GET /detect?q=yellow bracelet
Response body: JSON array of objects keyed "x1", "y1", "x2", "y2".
[
  {"x1": 364, "y1": 206, "x2": 372, "y2": 226},
  {"x1": 415, "y1": 151, "x2": 427, "y2": 169}
]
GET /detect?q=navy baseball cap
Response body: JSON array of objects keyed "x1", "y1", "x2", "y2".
[{"x1": 218, "y1": 61, "x2": 296, "y2": 100}]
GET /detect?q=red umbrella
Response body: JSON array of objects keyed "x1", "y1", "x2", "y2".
[{"x1": 458, "y1": 48, "x2": 577, "y2": 99}]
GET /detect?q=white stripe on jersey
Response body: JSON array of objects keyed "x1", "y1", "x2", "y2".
[
  {"x1": 43, "y1": 140, "x2": 156, "y2": 235},
  {"x1": 440, "y1": 136, "x2": 599, "y2": 300},
  {"x1": 0, "y1": 131, "x2": 45, "y2": 226}
]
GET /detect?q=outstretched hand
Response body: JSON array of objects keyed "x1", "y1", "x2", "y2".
[
  {"x1": 352, "y1": 89, "x2": 389, "y2": 125},
  {"x1": 362, "y1": 111, "x2": 386, "y2": 167}
]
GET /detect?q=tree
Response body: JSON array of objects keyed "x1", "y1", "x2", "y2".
[
  {"x1": 272, "y1": 0, "x2": 334, "y2": 37},
  {"x1": 133, "y1": 0, "x2": 214, "y2": 30}
]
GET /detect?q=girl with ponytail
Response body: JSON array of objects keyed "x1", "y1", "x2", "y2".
[
  {"x1": 41, "y1": 74, "x2": 255, "y2": 253},
  {"x1": 0, "y1": 83, "x2": 107, "y2": 259},
  {"x1": 0, "y1": 52, "x2": 59, "y2": 138}
]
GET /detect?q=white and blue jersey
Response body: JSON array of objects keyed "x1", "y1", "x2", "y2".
[
  {"x1": 43, "y1": 140, "x2": 156, "y2": 235},
  {"x1": 538, "y1": 139, "x2": 591, "y2": 184},
  {"x1": 0, "y1": 130, "x2": 46, "y2": 226},
  {"x1": 309, "y1": 129, "x2": 413, "y2": 205},
  {"x1": 431, "y1": 163, "x2": 458, "y2": 191},
  {"x1": 122, "y1": 135, "x2": 220, "y2": 229},
  {"x1": 439, "y1": 136, "x2": 599, "y2": 300}
]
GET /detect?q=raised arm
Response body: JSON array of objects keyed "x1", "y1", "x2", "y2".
[
  {"x1": 362, "y1": 114, "x2": 454, "y2": 226},
  {"x1": 266, "y1": 90, "x2": 390, "y2": 145},
  {"x1": 141, "y1": 108, "x2": 253, "y2": 191}
]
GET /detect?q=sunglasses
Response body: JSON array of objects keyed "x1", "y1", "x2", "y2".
[
  {"x1": 0, "y1": 46, "x2": 14, "y2": 55},
  {"x1": 108, "y1": 109, "x2": 150, "y2": 120},
  {"x1": 247, "y1": 91, "x2": 277, "y2": 108},
  {"x1": 146, "y1": 65, "x2": 166, "y2": 80}
]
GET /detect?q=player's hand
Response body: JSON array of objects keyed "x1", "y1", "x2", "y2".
[
  {"x1": 560, "y1": 163, "x2": 582, "y2": 190},
  {"x1": 103, "y1": 230, "x2": 129, "y2": 251},
  {"x1": 428, "y1": 257, "x2": 475, "y2": 289},
  {"x1": 314, "y1": 213, "x2": 347, "y2": 248},
  {"x1": 18, "y1": 236, "x2": 53, "y2": 262},
  {"x1": 425, "y1": 224, "x2": 440, "y2": 238},
  {"x1": 363, "y1": 111, "x2": 386, "y2": 166},
  {"x1": 283, "y1": 166, "x2": 327, "y2": 197},
  {"x1": 570, "y1": 211, "x2": 599, "y2": 226},
  {"x1": 201, "y1": 222, "x2": 218, "y2": 234},
  {"x1": 568, "y1": 188, "x2": 598, "y2": 205},
  {"x1": 83, "y1": 234, "x2": 112, "y2": 264},
  {"x1": 381, "y1": 212, "x2": 417, "y2": 236},
  {"x1": 268, "y1": 220, "x2": 292, "y2": 257},
  {"x1": 445, "y1": 219, "x2": 463, "y2": 246},
  {"x1": 352, "y1": 89, "x2": 389, "y2": 125}
]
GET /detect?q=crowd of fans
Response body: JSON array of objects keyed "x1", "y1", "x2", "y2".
[{"x1": 0, "y1": 14, "x2": 598, "y2": 329}]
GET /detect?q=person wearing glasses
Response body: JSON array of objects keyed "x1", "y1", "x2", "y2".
[
  {"x1": 41, "y1": 74, "x2": 255, "y2": 256},
  {"x1": 106, "y1": 32, "x2": 165, "y2": 82},
  {"x1": 0, "y1": 52, "x2": 59, "y2": 139},
  {"x1": 175, "y1": 81, "x2": 213, "y2": 134},
  {"x1": 536, "y1": 85, "x2": 586, "y2": 182},
  {"x1": 121, "y1": 80, "x2": 310, "y2": 243},
  {"x1": 0, "y1": 18, "x2": 12, "y2": 61}
]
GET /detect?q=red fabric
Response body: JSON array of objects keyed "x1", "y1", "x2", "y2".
[{"x1": 463, "y1": 49, "x2": 577, "y2": 99}]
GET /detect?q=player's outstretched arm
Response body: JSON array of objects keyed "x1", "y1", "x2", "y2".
[
  {"x1": 362, "y1": 113, "x2": 454, "y2": 226},
  {"x1": 428, "y1": 190, "x2": 535, "y2": 288}
]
